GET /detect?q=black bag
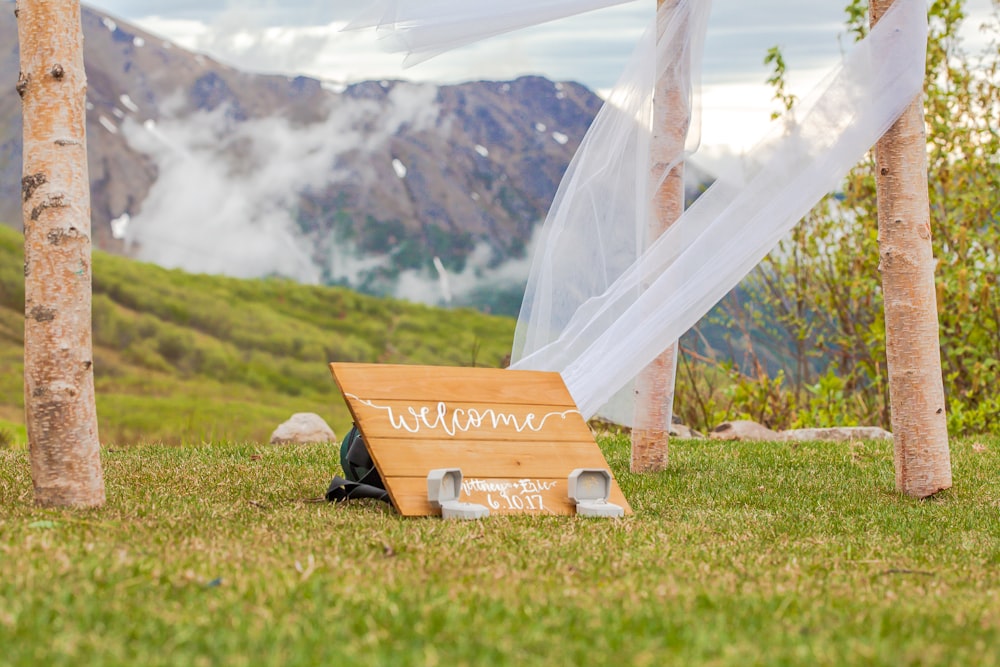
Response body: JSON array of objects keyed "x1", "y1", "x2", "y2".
[{"x1": 325, "y1": 424, "x2": 390, "y2": 503}]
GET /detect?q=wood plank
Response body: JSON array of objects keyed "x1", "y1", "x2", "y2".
[
  {"x1": 329, "y1": 363, "x2": 632, "y2": 518},
  {"x1": 330, "y1": 363, "x2": 577, "y2": 406},
  {"x1": 348, "y1": 398, "x2": 593, "y2": 442},
  {"x1": 388, "y1": 476, "x2": 632, "y2": 517},
  {"x1": 370, "y1": 439, "x2": 608, "y2": 478}
]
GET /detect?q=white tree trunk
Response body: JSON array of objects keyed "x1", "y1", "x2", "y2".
[
  {"x1": 631, "y1": 0, "x2": 687, "y2": 473},
  {"x1": 870, "y1": 0, "x2": 951, "y2": 498},
  {"x1": 18, "y1": 0, "x2": 105, "y2": 506}
]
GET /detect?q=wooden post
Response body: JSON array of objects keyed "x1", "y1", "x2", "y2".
[
  {"x1": 631, "y1": 0, "x2": 688, "y2": 473},
  {"x1": 870, "y1": 0, "x2": 951, "y2": 498},
  {"x1": 18, "y1": 0, "x2": 105, "y2": 506}
]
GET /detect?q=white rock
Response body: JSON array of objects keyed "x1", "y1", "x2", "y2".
[
  {"x1": 269, "y1": 413, "x2": 336, "y2": 445},
  {"x1": 780, "y1": 426, "x2": 892, "y2": 442},
  {"x1": 709, "y1": 420, "x2": 780, "y2": 441},
  {"x1": 669, "y1": 423, "x2": 704, "y2": 439}
]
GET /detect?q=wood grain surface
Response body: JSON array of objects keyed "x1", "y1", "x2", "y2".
[{"x1": 330, "y1": 363, "x2": 632, "y2": 517}]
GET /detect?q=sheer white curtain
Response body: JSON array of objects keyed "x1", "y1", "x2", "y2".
[
  {"x1": 348, "y1": 0, "x2": 637, "y2": 66},
  {"x1": 354, "y1": 0, "x2": 929, "y2": 421},
  {"x1": 509, "y1": 0, "x2": 712, "y2": 426}
]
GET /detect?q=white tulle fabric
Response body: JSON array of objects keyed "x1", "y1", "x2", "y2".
[
  {"x1": 348, "y1": 0, "x2": 637, "y2": 66},
  {"x1": 512, "y1": 0, "x2": 712, "y2": 426},
  {"x1": 354, "y1": 0, "x2": 929, "y2": 422}
]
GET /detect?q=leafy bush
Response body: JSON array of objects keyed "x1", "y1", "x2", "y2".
[{"x1": 677, "y1": 0, "x2": 1000, "y2": 436}]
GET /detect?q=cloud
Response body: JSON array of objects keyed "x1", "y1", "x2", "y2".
[
  {"x1": 89, "y1": 0, "x2": 997, "y2": 95},
  {"x1": 89, "y1": 0, "x2": 651, "y2": 90},
  {"x1": 109, "y1": 70, "x2": 550, "y2": 308},
  {"x1": 119, "y1": 82, "x2": 442, "y2": 282},
  {"x1": 122, "y1": 110, "x2": 326, "y2": 281},
  {"x1": 86, "y1": 0, "x2": 869, "y2": 156},
  {"x1": 391, "y1": 226, "x2": 546, "y2": 310}
]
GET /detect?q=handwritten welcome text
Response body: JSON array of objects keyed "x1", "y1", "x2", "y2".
[{"x1": 345, "y1": 394, "x2": 580, "y2": 436}]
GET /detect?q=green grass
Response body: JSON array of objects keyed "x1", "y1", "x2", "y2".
[
  {"x1": 1, "y1": 436, "x2": 997, "y2": 666},
  {"x1": 0, "y1": 224, "x2": 516, "y2": 445},
  {"x1": 0, "y1": 418, "x2": 25, "y2": 449}
]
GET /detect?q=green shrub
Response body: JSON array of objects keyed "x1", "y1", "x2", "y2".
[{"x1": 678, "y1": 0, "x2": 1000, "y2": 436}]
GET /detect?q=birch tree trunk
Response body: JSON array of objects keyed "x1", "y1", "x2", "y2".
[
  {"x1": 17, "y1": 0, "x2": 105, "y2": 507},
  {"x1": 631, "y1": 0, "x2": 687, "y2": 473},
  {"x1": 870, "y1": 0, "x2": 951, "y2": 498}
]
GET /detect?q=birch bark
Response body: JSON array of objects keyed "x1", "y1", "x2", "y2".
[
  {"x1": 631, "y1": 0, "x2": 687, "y2": 472},
  {"x1": 18, "y1": 0, "x2": 105, "y2": 506},
  {"x1": 870, "y1": 0, "x2": 951, "y2": 497}
]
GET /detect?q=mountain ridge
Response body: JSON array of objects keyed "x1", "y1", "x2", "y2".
[
  {"x1": 0, "y1": 4, "x2": 604, "y2": 305},
  {"x1": 1, "y1": 3, "x2": 714, "y2": 311}
]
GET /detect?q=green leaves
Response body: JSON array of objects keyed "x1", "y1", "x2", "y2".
[
  {"x1": 764, "y1": 46, "x2": 797, "y2": 120},
  {"x1": 678, "y1": 0, "x2": 1000, "y2": 436}
]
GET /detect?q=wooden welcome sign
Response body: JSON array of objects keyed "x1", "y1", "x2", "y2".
[{"x1": 329, "y1": 363, "x2": 631, "y2": 517}]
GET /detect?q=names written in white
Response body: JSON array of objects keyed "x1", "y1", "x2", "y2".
[{"x1": 462, "y1": 478, "x2": 559, "y2": 512}]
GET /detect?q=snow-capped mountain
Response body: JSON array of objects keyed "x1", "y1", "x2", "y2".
[{"x1": 1, "y1": 3, "x2": 710, "y2": 310}]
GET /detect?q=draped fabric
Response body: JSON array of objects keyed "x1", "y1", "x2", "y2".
[
  {"x1": 353, "y1": 0, "x2": 929, "y2": 422},
  {"x1": 348, "y1": 0, "x2": 637, "y2": 66}
]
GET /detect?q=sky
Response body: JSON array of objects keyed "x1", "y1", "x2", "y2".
[{"x1": 84, "y1": 0, "x2": 996, "y2": 165}]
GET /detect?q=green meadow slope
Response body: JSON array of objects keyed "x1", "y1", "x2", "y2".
[{"x1": 0, "y1": 224, "x2": 515, "y2": 445}]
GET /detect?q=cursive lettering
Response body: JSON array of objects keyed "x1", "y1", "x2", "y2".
[
  {"x1": 345, "y1": 394, "x2": 580, "y2": 436},
  {"x1": 461, "y1": 478, "x2": 558, "y2": 512}
]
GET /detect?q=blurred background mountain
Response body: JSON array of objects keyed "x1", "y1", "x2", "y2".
[{"x1": 0, "y1": 3, "x2": 712, "y2": 314}]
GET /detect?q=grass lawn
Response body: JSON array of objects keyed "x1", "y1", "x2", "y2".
[{"x1": 1, "y1": 436, "x2": 997, "y2": 666}]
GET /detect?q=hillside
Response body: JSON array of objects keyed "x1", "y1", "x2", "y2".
[
  {"x1": 0, "y1": 218, "x2": 807, "y2": 445},
  {"x1": 0, "y1": 224, "x2": 515, "y2": 446}
]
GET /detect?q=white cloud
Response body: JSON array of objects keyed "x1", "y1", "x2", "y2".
[
  {"x1": 87, "y1": 0, "x2": 998, "y2": 161},
  {"x1": 392, "y1": 228, "x2": 545, "y2": 309},
  {"x1": 90, "y1": 0, "x2": 998, "y2": 88},
  {"x1": 119, "y1": 82, "x2": 442, "y2": 282},
  {"x1": 128, "y1": 16, "x2": 210, "y2": 51}
]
